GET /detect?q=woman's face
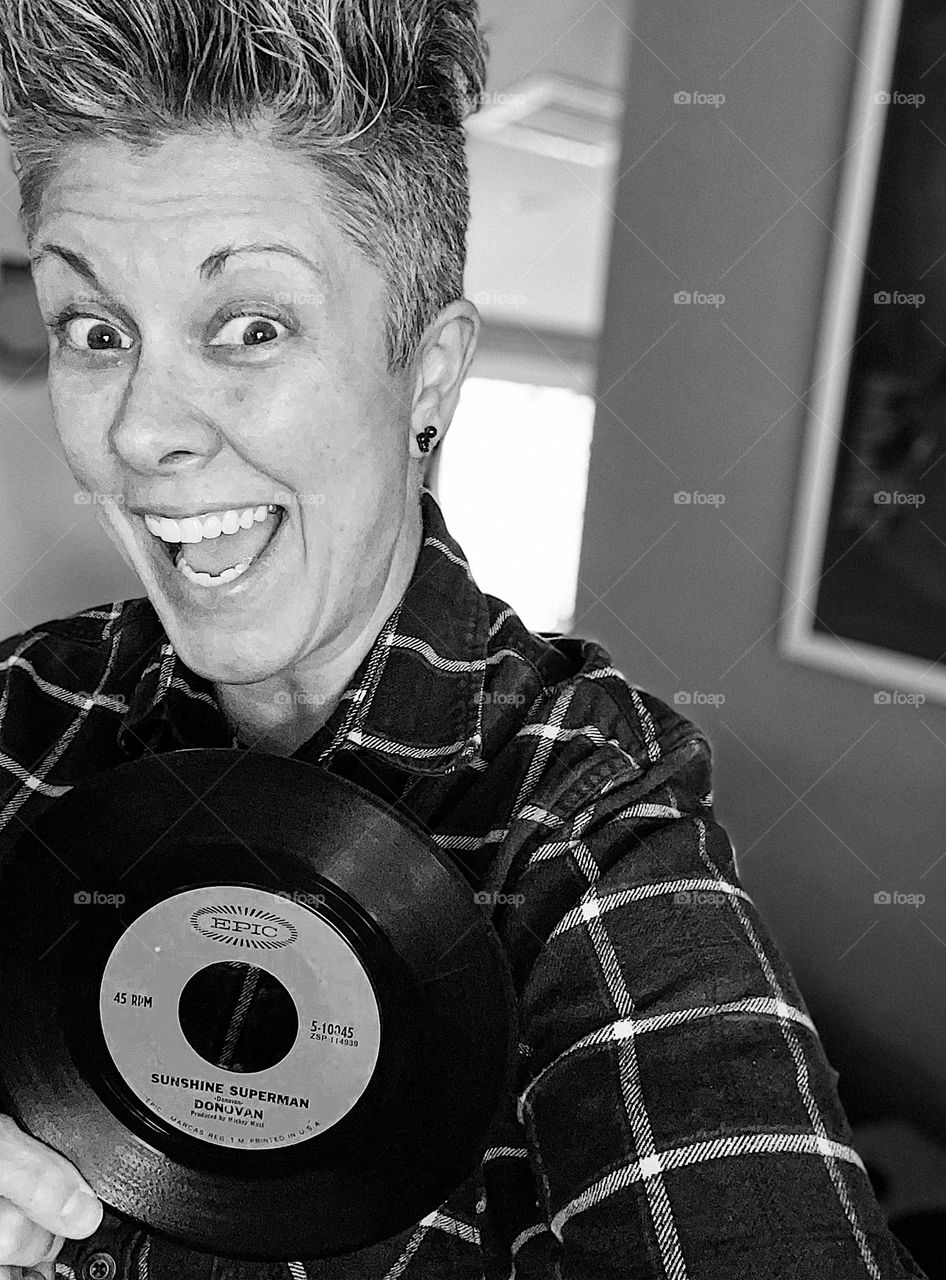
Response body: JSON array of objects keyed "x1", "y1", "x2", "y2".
[{"x1": 29, "y1": 129, "x2": 460, "y2": 685}]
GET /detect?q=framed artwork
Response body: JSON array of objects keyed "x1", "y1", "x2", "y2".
[{"x1": 781, "y1": 0, "x2": 946, "y2": 702}]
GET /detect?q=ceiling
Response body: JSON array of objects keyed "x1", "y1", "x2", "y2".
[
  {"x1": 0, "y1": 0, "x2": 632, "y2": 341},
  {"x1": 465, "y1": 0, "x2": 632, "y2": 338}
]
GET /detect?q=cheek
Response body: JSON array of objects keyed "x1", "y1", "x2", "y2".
[
  {"x1": 238, "y1": 375, "x2": 392, "y2": 480},
  {"x1": 48, "y1": 367, "x2": 111, "y2": 457},
  {"x1": 233, "y1": 393, "x2": 331, "y2": 483},
  {"x1": 49, "y1": 410, "x2": 105, "y2": 486}
]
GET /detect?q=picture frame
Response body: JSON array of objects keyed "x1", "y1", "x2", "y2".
[{"x1": 780, "y1": 0, "x2": 946, "y2": 703}]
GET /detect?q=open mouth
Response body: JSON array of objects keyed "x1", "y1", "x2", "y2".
[{"x1": 151, "y1": 504, "x2": 288, "y2": 589}]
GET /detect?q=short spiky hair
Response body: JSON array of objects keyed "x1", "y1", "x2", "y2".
[{"x1": 0, "y1": 0, "x2": 489, "y2": 373}]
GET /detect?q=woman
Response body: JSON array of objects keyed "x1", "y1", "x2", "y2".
[{"x1": 0, "y1": 2, "x2": 930, "y2": 1278}]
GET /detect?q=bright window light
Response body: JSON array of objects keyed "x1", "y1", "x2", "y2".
[{"x1": 432, "y1": 376, "x2": 595, "y2": 634}]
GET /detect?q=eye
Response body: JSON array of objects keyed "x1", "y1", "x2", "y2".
[
  {"x1": 50, "y1": 313, "x2": 133, "y2": 352},
  {"x1": 210, "y1": 313, "x2": 289, "y2": 347}
]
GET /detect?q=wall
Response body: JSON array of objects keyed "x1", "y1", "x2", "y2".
[
  {"x1": 0, "y1": 139, "x2": 145, "y2": 635},
  {"x1": 575, "y1": 0, "x2": 946, "y2": 1134},
  {"x1": 0, "y1": 380, "x2": 145, "y2": 639}
]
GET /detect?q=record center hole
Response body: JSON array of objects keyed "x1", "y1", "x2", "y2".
[{"x1": 177, "y1": 961, "x2": 298, "y2": 1073}]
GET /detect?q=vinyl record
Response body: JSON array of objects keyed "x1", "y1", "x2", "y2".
[{"x1": 0, "y1": 748, "x2": 518, "y2": 1261}]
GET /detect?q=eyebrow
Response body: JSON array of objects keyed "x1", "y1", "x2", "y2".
[{"x1": 30, "y1": 241, "x2": 328, "y2": 291}]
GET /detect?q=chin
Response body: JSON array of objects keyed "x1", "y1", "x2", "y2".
[{"x1": 157, "y1": 609, "x2": 296, "y2": 686}]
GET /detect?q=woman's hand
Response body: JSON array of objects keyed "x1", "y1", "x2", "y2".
[{"x1": 0, "y1": 1113, "x2": 103, "y2": 1279}]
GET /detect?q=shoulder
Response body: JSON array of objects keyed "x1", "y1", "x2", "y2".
[
  {"x1": 2, "y1": 602, "x2": 112, "y2": 661},
  {"x1": 0, "y1": 598, "x2": 168, "y2": 803},
  {"x1": 0, "y1": 597, "x2": 155, "y2": 721},
  {"x1": 0, "y1": 597, "x2": 155, "y2": 663},
  {"x1": 480, "y1": 597, "x2": 713, "y2": 810}
]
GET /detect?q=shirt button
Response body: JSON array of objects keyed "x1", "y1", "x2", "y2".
[{"x1": 81, "y1": 1251, "x2": 117, "y2": 1280}]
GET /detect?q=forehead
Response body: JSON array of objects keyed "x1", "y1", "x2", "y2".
[{"x1": 31, "y1": 130, "x2": 357, "y2": 294}]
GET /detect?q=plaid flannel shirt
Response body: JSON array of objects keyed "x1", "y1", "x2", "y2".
[{"x1": 0, "y1": 488, "x2": 927, "y2": 1280}]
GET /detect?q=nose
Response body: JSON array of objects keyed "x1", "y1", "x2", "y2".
[{"x1": 108, "y1": 352, "x2": 223, "y2": 473}]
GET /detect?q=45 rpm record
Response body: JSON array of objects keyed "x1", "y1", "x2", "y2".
[{"x1": 0, "y1": 748, "x2": 518, "y2": 1261}]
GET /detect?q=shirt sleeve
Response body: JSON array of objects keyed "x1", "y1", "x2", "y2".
[{"x1": 501, "y1": 731, "x2": 929, "y2": 1280}]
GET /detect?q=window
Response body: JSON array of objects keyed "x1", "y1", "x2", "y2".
[{"x1": 431, "y1": 374, "x2": 595, "y2": 634}]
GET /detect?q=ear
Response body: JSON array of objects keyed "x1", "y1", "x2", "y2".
[{"x1": 408, "y1": 298, "x2": 481, "y2": 462}]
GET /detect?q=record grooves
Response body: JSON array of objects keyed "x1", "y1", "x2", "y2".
[{"x1": 0, "y1": 749, "x2": 518, "y2": 1261}]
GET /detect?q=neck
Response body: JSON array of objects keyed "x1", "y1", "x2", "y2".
[{"x1": 214, "y1": 495, "x2": 424, "y2": 757}]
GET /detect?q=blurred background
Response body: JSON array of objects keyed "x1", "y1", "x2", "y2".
[{"x1": 2, "y1": 0, "x2": 946, "y2": 1268}]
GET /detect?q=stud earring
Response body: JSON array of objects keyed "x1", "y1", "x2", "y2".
[{"x1": 416, "y1": 425, "x2": 438, "y2": 454}]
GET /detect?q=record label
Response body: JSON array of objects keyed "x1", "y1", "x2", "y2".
[{"x1": 98, "y1": 885, "x2": 382, "y2": 1149}]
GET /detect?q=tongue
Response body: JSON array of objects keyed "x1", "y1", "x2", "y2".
[{"x1": 180, "y1": 510, "x2": 281, "y2": 575}]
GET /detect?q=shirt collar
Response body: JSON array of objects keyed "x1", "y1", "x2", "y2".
[{"x1": 107, "y1": 489, "x2": 489, "y2": 772}]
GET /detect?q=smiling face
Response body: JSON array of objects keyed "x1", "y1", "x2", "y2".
[{"x1": 29, "y1": 128, "x2": 442, "y2": 689}]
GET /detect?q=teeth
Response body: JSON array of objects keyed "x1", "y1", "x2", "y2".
[
  {"x1": 143, "y1": 503, "x2": 278, "y2": 544},
  {"x1": 176, "y1": 556, "x2": 255, "y2": 586}
]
